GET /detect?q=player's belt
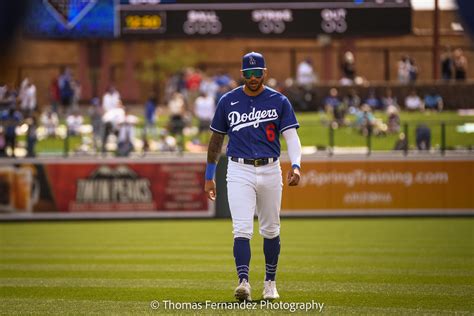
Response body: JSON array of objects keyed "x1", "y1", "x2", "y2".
[{"x1": 230, "y1": 157, "x2": 278, "y2": 167}]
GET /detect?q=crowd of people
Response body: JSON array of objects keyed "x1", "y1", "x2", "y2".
[{"x1": 0, "y1": 50, "x2": 469, "y2": 157}]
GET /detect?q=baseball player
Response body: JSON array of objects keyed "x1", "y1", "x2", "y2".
[{"x1": 204, "y1": 52, "x2": 302, "y2": 301}]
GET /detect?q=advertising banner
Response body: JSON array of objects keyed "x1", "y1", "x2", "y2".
[
  {"x1": 280, "y1": 159, "x2": 474, "y2": 215},
  {"x1": 0, "y1": 161, "x2": 212, "y2": 218}
]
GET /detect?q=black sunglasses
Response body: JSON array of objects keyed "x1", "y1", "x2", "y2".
[{"x1": 242, "y1": 69, "x2": 264, "y2": 79}]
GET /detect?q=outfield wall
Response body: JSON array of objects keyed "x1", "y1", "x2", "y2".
[{"x1": 0, "y1": 155, "x2": 473, "y2": 220}]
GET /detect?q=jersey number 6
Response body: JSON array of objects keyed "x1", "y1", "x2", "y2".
[{"x1": 266, "y1": 123, "x2": 276, "y2": 142}]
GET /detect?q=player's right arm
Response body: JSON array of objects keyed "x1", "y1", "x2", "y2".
[{"x1": 204, "y1": 131, "x2": 225, "y2": 201}]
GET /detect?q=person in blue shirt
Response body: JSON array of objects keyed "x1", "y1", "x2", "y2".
[
  {"x1": 424, "y1": 90, "x2": 444, "y2": 112},
  {"x1": 144, "y1": 95, "x2": 158, "y2": 139},
  {"x1": 204, "y1": 52, "x2": 302, "y2": 302},
  {"x1": 1, "y1": 107, "x2": 22, "y2": 157}
]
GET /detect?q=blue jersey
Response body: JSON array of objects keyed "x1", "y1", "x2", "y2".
[{"x1": 210, "y1": 86, "x2": 299, "y2": 159}]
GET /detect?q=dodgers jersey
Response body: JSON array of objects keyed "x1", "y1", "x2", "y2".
[{"x1": 210, "y1": 86, "x2": 299, "y2": 159}]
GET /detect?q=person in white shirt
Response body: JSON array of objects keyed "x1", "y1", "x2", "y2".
[
  {"x1": 405, "y1": 89, "x2": 424, "y2": 111},
  {"x1": 20, "y1": 80, "x2": 37, "y2": 114},
  {"x1": 41, "y1": 109, "x2": 59, "y2": 138},
  {"x1": 66, "y1": 111, "x2": 84, "y2": 136},
  {"x1": 102, "y1": 85, "x2": 120, "y2": 113},
  {"x1": 296, "y1": 58, "x2": 316, "y2": 88},
  {"x1": 194, "y1": 92, "x2": 215, "y2": 144}
]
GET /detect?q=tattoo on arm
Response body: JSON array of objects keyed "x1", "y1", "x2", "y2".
[{"x1": 207, "y1": 132, "x2": 225, "y2": 163}]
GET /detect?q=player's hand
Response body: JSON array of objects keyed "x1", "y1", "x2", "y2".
[
  {"x1": 204, "y1": 179, "x2": 217, "y2": 201},
  {"x1": 287, "y1": 167, "x2": 301, "y2": 186}
]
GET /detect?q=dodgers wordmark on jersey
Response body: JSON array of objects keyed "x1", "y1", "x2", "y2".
[{"x1": 210, "y1": 86, "x2": 299, "y2": 159}]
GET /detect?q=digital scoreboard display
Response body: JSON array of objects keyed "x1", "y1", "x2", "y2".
[{"x1": 24, "y1": 0, "x2": 411, "y2": 39}]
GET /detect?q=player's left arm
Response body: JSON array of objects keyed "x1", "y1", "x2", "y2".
[{"x1": 282, "y1": 128, "x2": 302, "y2": 186}]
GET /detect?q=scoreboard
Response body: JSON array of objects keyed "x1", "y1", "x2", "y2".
[{"x1": 24, "y1": 0, "x2": 411, "y2": 39}]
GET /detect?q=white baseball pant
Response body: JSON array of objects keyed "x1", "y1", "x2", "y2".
[{"x1": 226, "y1": 159, "x2": 283, "y2": 239}]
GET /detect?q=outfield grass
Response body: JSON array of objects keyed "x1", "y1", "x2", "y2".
[{"x1": 0, "y1": 218, "x2": 472, "y2": 315}]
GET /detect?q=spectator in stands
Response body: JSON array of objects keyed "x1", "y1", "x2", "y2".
[
  {"x1": 199, "y1": 74, "x2": 219, "y2": 100},
  {"x1": 453, "y1": 48, "x2": 468, "y2": 81},
  {"x1": 49, "y1": 76, "x2": 60, "y2": 113},
  {"x1": 117, "y1": 107, "x2": 136, "y2": 157},
  {"x1": 355, "y1": 104, "x2": 375, "y2": 137},
  {"x1": 397, "y1": 55, "x2": 410, "y2": 84},
  {"x1": 41, "y1": 108, "x2": 59, "y2": 138},
  {"x1": 102, "y1": 100, "x2": 125, "y2": 154},
  {"x1": 167, "y1": 92, "x2": 187, "y2": 152},
  {"x1": 405, "y1": 89, "x2": 424, "y2": 111},
  {"x1": 364, "y1": 89, "x2": 382, "y2": 111},
  {"x1": 1, "y1": 106, "x2": 22, "y2": 158},
  {"x1": 102, "y1": 85, "x2": 121, "y2": 113},
  {"x1": 441, "y1": 47, "x2": 454, "y2": 80},
  {"x1": 408, "y1": 57, "x2": 419, "y2": 83},
  {"x1": 324, "y1": 88, "x2": 345, "y2": 126},
  {"x1": 381, "y1": 88, "x2": 399, "y2": 110},
  {"x1": 0, "y1": 127, "x2": 6, "y2": 157},
  {"x1": 19, "y1": 78, "x2": 36, "y2": 117},
  {"x1": 416, "y1": 124, "x2": 431, "y2": 151},
  {"x1": 185, "y1": 68, "x2": 202, "y2": 105},
  {"x1": 423, "y1": 90, "x2": 444, "y2": 112},
  {"x1": 194, "y1": 92, "x2": 215, "y2": 144},
  {"x1": 72, "y1": 80, "x2": 81, "y2": 111},
  {"x1": 297, "y1": 57, "x2": 317, "y2": 88},
  {"x1": 144, "y1": 94, "x2": 158, "y2": 140},
  {"x1": 25, "y1": 116, "x2": 37, "y2": 157},
  {"x1": 343, "y1": 88, "x2": 361, "y2": 114},
  {"x1": 88, "y1": 97, "x2": 103, "y2": 153},
  {"x1": 386, "y1": 103, "x2": 401, "y2": 134},
  {"x1": 58, "y1": 67, "x2": 74, "y2": 115},
  {"x1": 0, "y1": 84, "x2": 6, "y2": 101},
  {"x1": 66, "y1": 110, "x2": 83, "y2": 136},
  {"x1": 341, "y1": 51, "x2": 356, "y2": 85}
]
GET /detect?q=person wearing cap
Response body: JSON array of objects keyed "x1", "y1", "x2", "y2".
[{"x1": 204, "y1": 52, "x2": 302, "y2": 301}]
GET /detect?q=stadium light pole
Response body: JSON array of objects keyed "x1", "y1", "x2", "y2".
[{"x1": 433, "y1": 0, "x2": 440, "y2": 80}]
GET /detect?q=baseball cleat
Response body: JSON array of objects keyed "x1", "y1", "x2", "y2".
[
  {"x1": 234, "y1": 279, "x2": 252, "y2": 301},
  {"x1": 263, "y1": 280, "x2": 280, "y2": 300}
]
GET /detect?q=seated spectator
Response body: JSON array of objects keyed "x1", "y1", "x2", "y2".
[
  {"x1": 324, "y1": 88, "x2": 342, "y2": 113},
  {"x1": 355, "y1": 104, "x2": 376, "y2": 136},
  {"x1": 416, "y1": 124, "x2": 431, "y2": 151},
  {"x1": 324, "y1": 88, "x2": 345, "y2": 126},
  {"x1": 387, "y1": 104, "x2": 401, "y2": 134},
  {"x1": 405, "y1": 90, "x2": 424, "y2": 111},
  {"x1": 343, "y1": 88, "x2": 361, "y2": 114},
  {"x1": 66, "y1": 110, "x2": 83, "y2": 136},
  {"x1": 423, "y1": 90, "x2": 444, "y2": 112},
  {"x1": 381, "y1": 88, "x2": 399, "y2": 110},
  {"x1": 40, "y1": 109, "x2": 59, "y2": 138},
  {"x1": 168, "y1": 92, "x2": 187, "y2": 152},
  {"x1": 364, "y1": 89, "x2": 382, "y2": 111}
]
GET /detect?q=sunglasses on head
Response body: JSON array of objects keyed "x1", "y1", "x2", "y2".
[{"x1": 242, "y1": 68, "x2": 264, "y2": 79}]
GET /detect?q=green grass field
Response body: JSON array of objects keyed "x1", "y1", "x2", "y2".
[{"x1": 0, "y1": 218, "x2": 472, "y2": 315}]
